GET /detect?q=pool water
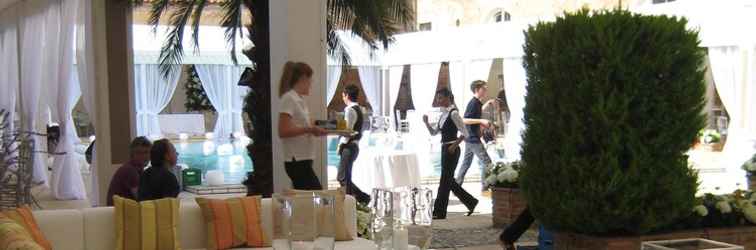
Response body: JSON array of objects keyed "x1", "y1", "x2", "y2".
[
  {"x1": 176, "y1": 140, "x2": 253, "y2": 185},
  {"x1": 176, "y1": 135, "x2": 496, "y2": 185}
]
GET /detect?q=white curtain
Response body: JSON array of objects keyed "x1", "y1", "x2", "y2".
[
  {"x1": 50, "y1": 0, "x2": 85, "y2": 200},
  {"x1": 75, "y1": 0, "x2": 98, "y2": 205},
  {"x1": 409, "y1": 63, "x2": 441, "y2": 114},
  {"x1": 448, "y1": 61, "x2": 466, "y2": 107},
  {"x1": 388, "y1": 66, "x2": 404, "y2": 114},
  {"x1": 0, "y1": 7, "x2": 19, "y2": 136},
  {"x1": 357, "y1": 66, "x2": 381, "y2": 115},
  {"x1": 134, "y1": 64, "x2": 181, "y2": 137},
  {"x1": 465, "y1": 59, "x2": 494, "y2": 102},
  {"x1": 18, "y1": 0, "x2": 50, "y2": 185},
  {"x1": 502, "y1": 58, "x2": 527, "y2": 161},
  {"x1": 709, "y1": 46, "x2": 756, "y2": 182},
  {"x1": 195, "y1": 65, "x2": 246, "y2": 139},
  {"x1": 326, "y1": 65, "x2": 342, "y2": 105}
]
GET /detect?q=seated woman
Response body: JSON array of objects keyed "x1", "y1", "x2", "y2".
[{"x1": 138, "y1": 139, "x2": 180, "y2": 201}]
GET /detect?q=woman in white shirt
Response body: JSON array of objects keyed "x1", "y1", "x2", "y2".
[
  {"x1": 422, "y1": 88, "x2": 478, "y2": 219},
  {"x1": 278, "y1": 61, "x2": 328, "y2": 190}
]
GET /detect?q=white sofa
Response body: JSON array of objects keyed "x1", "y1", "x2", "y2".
[{"x1": 31, "y1": 196, "x2": 376, "y2": 250}]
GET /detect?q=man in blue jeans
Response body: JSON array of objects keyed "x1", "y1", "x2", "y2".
[{"x1": 456, "y1": 80, "x2": 493, "y2": 190}]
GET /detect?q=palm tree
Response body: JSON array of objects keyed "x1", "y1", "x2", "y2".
[{"x1": 139, "y1": 0, "x2": 414, "y2": 197}]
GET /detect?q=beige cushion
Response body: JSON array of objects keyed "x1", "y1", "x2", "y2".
[
  {"x1": 32, "y1": 209, "x2": 84, "y2": 250},
  {"x1": 83, "y1": 207, "x2": 117, "y2": 250}
]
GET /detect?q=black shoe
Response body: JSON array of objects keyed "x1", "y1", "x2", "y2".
[
  {"x1": 466, "y1": 199, "x2": 479, "y2": 216},
  {"x1": 433, "y1": 214, "x2": 446, "y2": 220}
]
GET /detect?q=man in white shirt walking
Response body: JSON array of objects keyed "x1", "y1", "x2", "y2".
[{"x1": 337, "y1": 84, "x2": 370, "y2": 204}]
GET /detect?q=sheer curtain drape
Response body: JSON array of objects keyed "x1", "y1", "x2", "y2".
[
  {"x1": 0, "y1": 7, "x2": 19, "y2": 137},
  {"x1": 448, "y1": 61, "x2": 466, "y2": 107},
  {"x1": 708, "y1": 46, "x2": 756, "y2": 184},
  {"x1": 50, "y1": 0, "x2": 86, "y2": 200},
  {"x1": 409, "y1": 63, "x2": 441, "y2": 114},
  {"x1": 326, "y1": 65, "x2": 342, "y2": 105},
  {"x1": 75, "y1": 0, "x2": 99, "y2": 205},
  {"x1": 357, "y1": 66, "x2": 381, "y2": 115},
  {"x1": 19, "y1": 0, "x2": 50, "y2": 185},
  {"x1": 134, "y1": 64, "x2": 181, "y2": 137},
  {"x1": 502, "y1": 58, "x2": 527, "y2": 161},
  {"x1": 195, "y1": 65, "x2": 246, "y2": 139}
]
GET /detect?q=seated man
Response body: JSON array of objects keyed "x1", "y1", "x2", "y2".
[{"x1": 106, "y1": 136, "x2": 152, "y2": 206}]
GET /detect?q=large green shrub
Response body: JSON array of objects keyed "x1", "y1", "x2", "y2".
[{"x1": 519, "y1": 9, "x2": 706, "y2": 235}]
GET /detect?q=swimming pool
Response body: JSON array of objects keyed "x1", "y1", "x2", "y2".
[{"x1": 175, "y1": 135, "x2": 497, "y2": 185}]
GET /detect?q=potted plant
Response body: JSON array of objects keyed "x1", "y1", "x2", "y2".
[
  {"x1": 698, "y1": 129, "x2": 723, "y2": 151},
  {"x1": 741, "y1": 154, "x2": 756, "y2": 190},
  {"x1": 519, "y1": 9, "x2": 709, "y2": 249},
  {"x1": 485, "y1": 161, "x2": 526, "y2": 227}
]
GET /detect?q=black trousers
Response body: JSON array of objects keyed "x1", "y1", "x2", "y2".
[
  {"x1": 284, "y1": 159, "x2": 322, "y2": 190},
  {"x1": 434, "y1": 144, "x2": 478, "y2": 218},
  {"x1": 500, "y1": 207, "x2": 535, "y2": 244},
  {"x1": 337, "y1": 143, "x2": 371, "y2": 204}
]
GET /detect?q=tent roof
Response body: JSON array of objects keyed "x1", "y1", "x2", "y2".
[{"x1": 132, "y1": 25, "x2": 252, "y2": 65}]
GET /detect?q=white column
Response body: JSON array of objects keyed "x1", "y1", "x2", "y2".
[{"x1": 270, "y1": 0, "x2": 328, "y2": 192}]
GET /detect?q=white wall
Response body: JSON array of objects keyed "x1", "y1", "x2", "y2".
[{"x1": 270, "y1": 0, "x2": 328, "y2": 192}]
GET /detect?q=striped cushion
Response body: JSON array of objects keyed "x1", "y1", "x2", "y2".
[
  {"x1": 0, "y1": 214, "x2": 44, "y2": 250},
  {"x1": 196, "y1": 196, "x2": 268, "y2": 250},
  {"x1": 1, "y1": 207, "x2": 50, "y2": 250},
  {"x1": 113, "y1": 196, "x2": 180, "y2": 250}
]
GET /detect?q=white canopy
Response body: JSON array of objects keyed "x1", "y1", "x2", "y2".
[
  {"x1": 132, "y1": 24, "x2": 251, "y2": 65},
  {"x1": 631, "y1": 0, "x2": 756, "y2": 47}
]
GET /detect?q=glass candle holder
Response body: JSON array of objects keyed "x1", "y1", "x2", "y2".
[{"x1": 272, "y1": 192, "x2": 336, "y2": 250}]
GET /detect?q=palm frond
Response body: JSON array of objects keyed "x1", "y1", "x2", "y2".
[
  {"x1": 326, "y1": 0, "x2": 415, "y2": 65},
  {"x1": 157, "y1": 0, "x2": 196, "y2": 78},
  {"x1": 148, "y1": 0, "x2": 171, "y2": 29},
  {"x1": 220, "y1": 0, "x2": 244, "y2": 65},
  {"x1": 190, "y1": 0, "x2": 209, "y2": 51}
]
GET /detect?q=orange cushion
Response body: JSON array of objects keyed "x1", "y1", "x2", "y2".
[
  {"x1": 1, "y1": 206, "x2": 51, "y2": 250},
  {"x1": 0, "y1": 213, "x2": 44, "y2": 250},
  {"x1": 196, "y1": 196, "x2": 268, "y2": 250}
]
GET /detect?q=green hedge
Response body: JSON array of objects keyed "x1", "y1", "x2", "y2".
[{"x1": 519, "y1": 9, "x2": 706, "y2": 235}]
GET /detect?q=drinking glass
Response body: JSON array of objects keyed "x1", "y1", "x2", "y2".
[
  {"x1": 272, "y1": 192, "x2": 336, "y2": 250},
  {"x1": 371, "y1": 188, "x2": 395, "y2": 250}
]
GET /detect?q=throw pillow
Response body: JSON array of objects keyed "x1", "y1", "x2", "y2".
[
  {"x1": 195, "y1": 196, "x2": 268, "y2": 250},
  {"x1": 1, "y1": 206, "x2": 51, "y2": 250},
  {"x1": 113, "y1": 196, "x2": 180, "y2": 250},
  {"x1": 282, "y1": 188, "x2": 353, "y2": 241},
  {"x1": 0, "y1": 214, "x2": 44, "y2": 250}
]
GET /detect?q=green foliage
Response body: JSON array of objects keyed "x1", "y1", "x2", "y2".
[
  {"x1": 519, "y1": 9, "x2": 706, "y2": 235},
  {"x1": 184, "y1": 65, "x2": 215, "y2": 112}
]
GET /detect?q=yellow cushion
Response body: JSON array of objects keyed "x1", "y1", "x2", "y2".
[
  {"x1": 113, "y1": 196, "x2": 180, "y2": 250},
  {"x1": 1, "y1": 206, "x2": 50, "y2": 250},
  {"x1": 282, "y1": 188, "x2": 352, "y2": 241},
  {"x1": 0, "y1": 214, "x2": 44, "y2": 250},
  {"x1": 195, "y1": 196, "x2": 268, "y2": 250}
]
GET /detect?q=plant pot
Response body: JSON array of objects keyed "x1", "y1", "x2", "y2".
[
  {"x1": 748, "y1": 174, "x2": 756, "y2": 191},
  {"x1": 491, "y1": 187, "x2": 527, "y2": 228}
]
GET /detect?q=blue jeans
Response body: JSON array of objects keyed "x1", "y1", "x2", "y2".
[{"x1": 455, "y1": 141, "x2": 492, "y2": 189}]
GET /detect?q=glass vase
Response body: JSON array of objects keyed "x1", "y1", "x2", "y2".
[
  {"x1": 272, "y1": 192, "x2": 336, "y2": 250},
  {"x1": 371, "y1": 187, "x2": 434, "y2": 250}
]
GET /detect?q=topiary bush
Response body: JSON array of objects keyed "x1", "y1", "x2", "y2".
[{"x1": 519, "y1": 9, "x2": 706, "y2": 235}]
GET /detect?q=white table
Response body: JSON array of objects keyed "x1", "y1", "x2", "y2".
[
  {"x1": 158, "y1": 114, "x2": 206, "y2": 136},
  {"x1": 352, "y1": 150, "x2": 422, "y2": 193}
]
